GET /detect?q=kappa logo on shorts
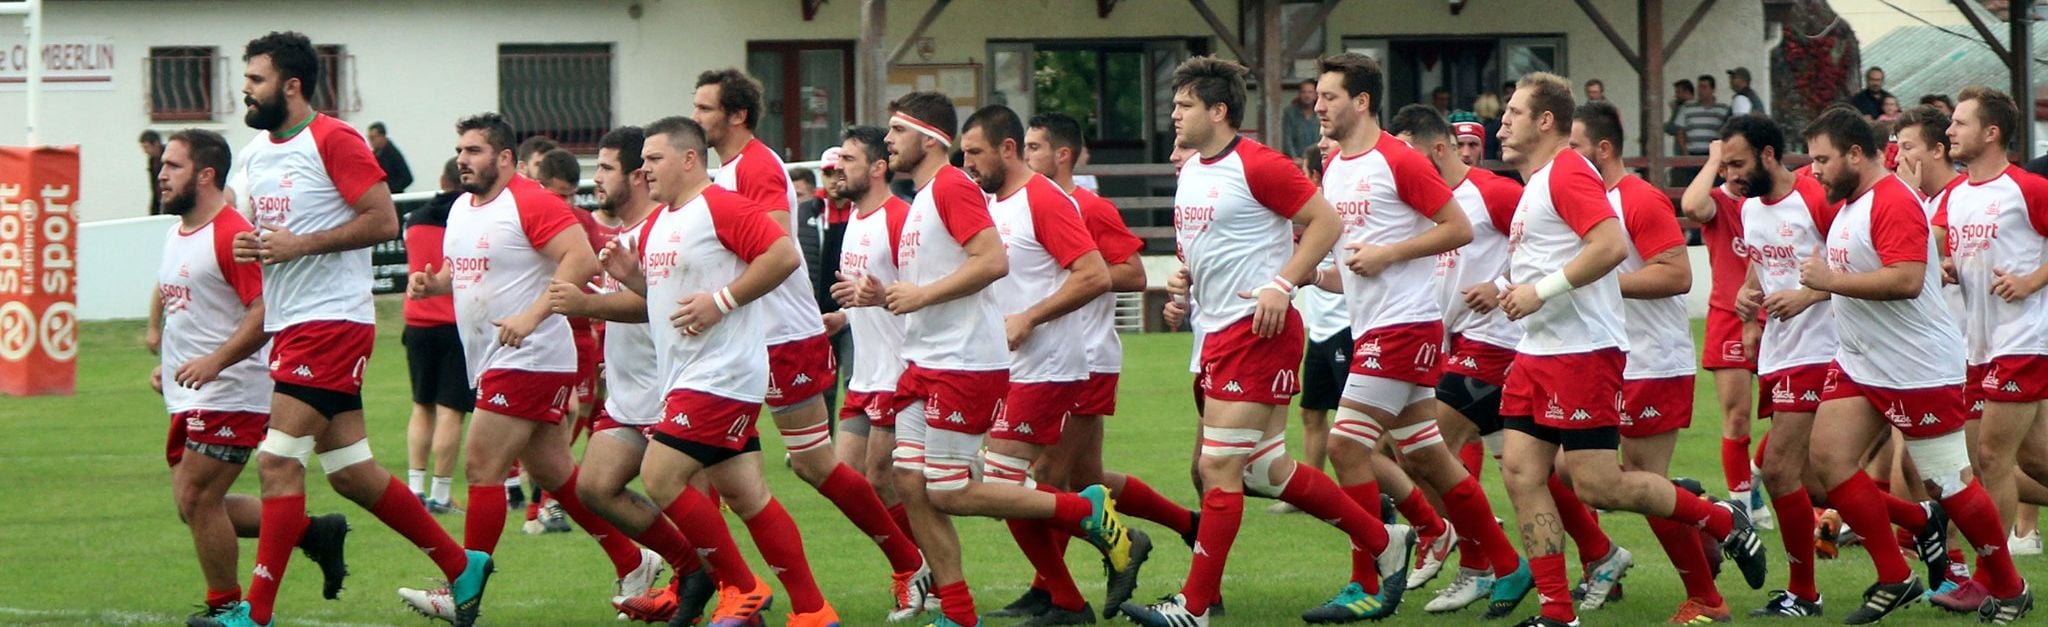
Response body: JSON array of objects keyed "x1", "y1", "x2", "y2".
[
  {"x1": 1016, "y1": 422, "x2": 1035, "y2": 436},
  {"x1": 946, "y1": 411, "x2": 967, "y2": 425},
  {"x1": 671, "y1": 413, "x2": 692, "y2": 427},
  {"x1": 1362, "y1": 358, "x2": 1383, "y2": 371},
  {"x1": 292, "y1": 365, "x2": 314, "y2": 379},
  {"x1": 1640, "y1": 407, "x2": 1663, "y2": 419},
  {"x1": 487, "y1": 393, "x2": 509, "y2": 407},
  {"x1": 792, "y1": 373, "x2": 813, "y2": 386},
  {"x1": 1569, "y1": 409, "x2": 1591, "y2": 422},
  {"x1": 1973, "y1": 400, "x2": 1987, "y2": 414},
  {"x1": 213, "y1": 426, "x2": 236, "y2": 439},
  {"x1": 1801, "y1": 390, "x2": 1820, "y2": 402},
  {"x1": 2004, "y1": 381, "x2": 2021, "y2": 394},
  {"x1": 1919, "y1": 413, "x2": 1940, "y2": 427},
  {"x1": 1456, "y1": 355, "x2": 1478, "y2": 369},
  {"x1": 1222, "y1": 380, "x2": 1244, "y2": 394}
]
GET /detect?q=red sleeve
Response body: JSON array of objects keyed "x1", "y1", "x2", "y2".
[
  {"x1": 1240, "y1": 142, "x2": 1317, "y2": 218},
  {"x1": 1870, "y1": 186, "x2": 1930, "y2": 266},
  {"x1": 213, "y1": 211, "x2": 263, "y2": 306},
  {"x1": 2011, "y1": 168, "x2": 2048, "y2": 237},
  {"x1": 1931, "y1": 192, "x2": 1951, "y2": 230},
  {"x1": 310, "y1": 116, "x2": 387, "y2": 205},
  {"x1": 1622, "y1": 181, "x2": 1686, "y2": 260},
  {"x1": 636, "y1": 208, "x2": 663, "y2": 263},
  {"x1": 512, "y1": 182, "x2": 580, "y2": 250},
  {"x1": 734, "y1": 148, "x2": 795, "y2": 212},
  {"x1": 884, "y1": 197, "x2": 910, "y2": 262},
  {"x1": 1079, "y1": 190, "x2": 1144, "y2": 264},
  {"x1": 1028, "y1": 185, "x2": 1099, "y2": 268},
  {"x1": 934, "y1": 171, "x2": 996, "y2": 245},
  {"x1": 1391, "y1": 149, "x2": 1455, "y2": 218},
  {"x1": 1475, "y1": 172, "x2": 1523, "y2": 234},
  {"x1": 712, "y1": 195, "x2": 789, "y2": 262},
  {"x1": 1550, "y1": 155, "x2": 1617, "y2": 236}
]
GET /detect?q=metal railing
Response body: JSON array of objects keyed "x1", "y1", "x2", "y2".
[
  {"x1": 145, "y1": 48, "x2": 229, "y2": 121},
  {"x1": 498, "y1": 49, "x2": 613, "y2": 152}
]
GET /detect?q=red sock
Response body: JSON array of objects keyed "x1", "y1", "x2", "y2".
[
  {"x1": 1666, "y1": 483, "x2": 1735, "y2": 539},
  {"x1": 550, "y1": 469, "x2": 645, "y2": 578},
  {"x1": 627, "y1": 515, "x2": 702, "y2": 575},
  {"x1": 1752, "y1": 432, "x2": 1771, "y2": 469},
  {"x1": 817, "y1": 463, "x2": 923, "y2": 572},
  {"x1": 1459, "y1": 441, "x2": 1485, "y2": 480},
  {"x1": 1399, "y1": 487, "x2": 1448, "y2": 538},
  {"x1": 1332, "y1": 482, "x2": 1387, "y2": 594},
  {"x1": 206, "y1": 586, "x2": 242, "y2": 610},
  {"x1": 1947, "y1": 548, "x2": 1972, "y2": 585},
  {"x1": 1722, "y1": 437, "x2": 1753, "y2": 493},
  {"x1": 1348, "y1": 480, "x2": 1383, "y2": 523},
  {"x1": 889, "y1": 502, "x2": 914, "y2": 548},
  {"x1": 742, "y1": 498, "x2": 824, "y2": 614},
  {"x1": 527, "y1": 490, "x2": 545, "y2": 522},
  {"x1": 371, "y1": 477, "x2": 466, "y2": 579},
  {"x1": 1773, "y1": 489, "x2": 1819, "y2": 601},
  {"x1": 1940, "y1": 481, "x2": 2024, "y2": 598},
  {"x1": 246, "y1": 494, "x2": 307, "y2": 625},
  {"x1": 1008, "y1": 519, "x2": 1085, "y2": 611},
  {"x1": 1649, "y1": 516, "x2": 1723, "y2": 606},
  {"x1": 1442, "y1": 476, "x2": 1522, "y2": 576},
  {"x1": 1828, "y1": 473, "x2": 1913, "y2": 583},
  {"x1": 1048, "y1": 491, "x2": 1091, "y2": 534},
  {"x1": 1180, "y1": 488, "x2": 1241, "y2": 616},
  {"x1": 666, "y1": 487, "x2": 754, "y2": 587},
  {"x1": 1282, "y1": 466, "x2": 1389, "y2": 564},
  {"x1": 935, "y1": 580, "x2": 978, "y2": 626},
  {"x1": 465, "y1": 485, "x2": 507, "y2": 554},
  {"x1": 1531, "y1": 552, "x2": 1577, "y2": 623},
  {"x1": 1112, "y1": 475, "x2": 1192, "y2": 535},
  {"x1": 1547, "y1": 474, "x2": 1612, "y2": 564},
  {"x1": 1881, "y1": 492, "x2": 1928, "y2": 533}
]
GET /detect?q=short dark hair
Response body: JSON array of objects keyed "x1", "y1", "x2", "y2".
[
  {"x1": 1585, "y1": 78, "x2": 1605, "y2": 90},
  {"x1": 962, "y1": 105, "x2": 1026, "y2": 157},
  {"x1": 537, "y1": 149, "x2": 580, "y2": 185},
  {"x1": 457, "y1": 112, "x2": 517, "y2": 155},
  {"x1": 169, "y1": 129, "x2": 231, "y2": 190},
  {"x1": 598, "y1": 126, "x2": 645, "y2": 173},
  {"x1": 1319, "y1": 53, "x2": 1385, "y2": 118},
  {"x1": 1696, "y1": 75, "x2": 1716, "y2": 89},
  {"x1": 1867, "y1": 66, "x2": 1885, "y2": 76},
  {"x1": 889, "y1": 91, "x2": 958, "y2": 144},
  {"x1": 1386, "y1": 104, "x2": 1452, "y2": 143},
  {"x1": 1802, "y1": 105, "x2": 1881, "y2": 158},
  {"x1": 842, "y1": 125, "x2": 889, "y2": 164},
  {"x1": 1893, "y1": 105, "x2": 1951, "y2": 154},
  {"x1": 696, "y1": 68, "x2": 764, "y2": 130},
  {"x1": 645, "y1": 116, "x2": 708, "y2": 154},
  {"x1": 517, "y1": 135, "x2": 558, "y2": 162},
  {"x1": 1919, "y1": 94, "x2": 1953, "y2": 109},
  {"x1": 1171, "y1": 56, "x2": 1249, "y2": 128},
  {"x1": 243, "y1": 32, "x2": 320, "y2": 96},
  {"x1": 1028, "y1": 112, "x2": 1086, "y2": 166},
  {"x1": 1674, "y1": 79, "x2": 1695, "y2": 93},
  {"x1": 1516, "y1": 72, "x2": 1576, "y2": 137},
  {"x1": 789, "y1": 167, "x2": 816, "y2": 187},
  {"x1": 1718, "y1": 113, "x2": 1786, "y2": 161},
  {"x1": 367, "y1": 121, "x2": 388, "y2": 135},
  {"x1": 1957, "y1": 85, "x2": 2022, "y2": 150},
  {"x1": 1572, "y1": 100, "x2": 1625, "y2": 153},
  {"x1": 139, "y1": 130, "x2": 162, "y2": 144},
  {"x1": 440, "y1": 157, "x2": 460, "y2": 188}
]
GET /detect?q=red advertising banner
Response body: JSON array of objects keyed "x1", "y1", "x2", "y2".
[{"x1": 0, "y1": 147, "x2": 80, "y2": 396}]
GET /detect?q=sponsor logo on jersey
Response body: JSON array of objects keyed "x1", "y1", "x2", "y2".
[
  {"x1": 1544, "y1": 395, "x2": 1565, "y2": 421},
  {"x1": 765, "y1": 382, "x2": 783, "y2": 399},
  {"x1": 186, "y1": 415, "x2": 207, "y2": 430},
  {"x1": 177, "y1": 264, "x2": 191, "y2": 278},
  {"x1": 278, "y1": 175, "x2": 294, "y2": 190},
  {"x1": 1356, "y1": 337, "x2": 1383, "y2": 358},
  {"x1": 1772, "y1": 379, "x2": 1794, "y2": 404},
  {"x1": 475, "y1": 234, "x2": 490, "y2": 250}
]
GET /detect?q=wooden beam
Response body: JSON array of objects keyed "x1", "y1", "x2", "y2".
[
  {"x1": 1641, "y1": 0, "x2": 1668, "y2": 186},
  {"x1": 1573, "y1": 0, "x2": 1643, "y2": 71},
  {"x1": 1097, "y1": 0, "x2": 1118, "y2": 18},
  {"x1": 802, "y1": 0, "x2": 827, "y2": 21},
  {"x1": 1950, "y1": 0, "x2": 2012, "y2": 60},
  {"x1": 2013, "y1": 0, "x2": 2034, "y2": 154},
  {"x1": 1186, "y1": 0, "x2": 1255, "y2": 67},
  {"x1": 1286, "y1": 0, "x2": 1344, "y2": 56},
  {"x1": 1662, "y1": 0, "x2": 1717, "y2": 60},
  {"x1": 887, "y1": 0, "x2": 951, "y2": 66},
  {"x1": 1262, "y1": 0, "x2": 1286, "y2": 137},
  {"x1": 859, "y1": 0, "x2": 887, "y2": 123}
]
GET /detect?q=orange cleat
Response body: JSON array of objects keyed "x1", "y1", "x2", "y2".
[
  {"x1": 707, "y1": 574, "x2": 775, "y2": 627},
  {"x1": 1668, "y1": 597, "x2": 1733, "y2": 624},
  {"x1": 786, "y1": 602, "x2": 841, "y2": 627}
]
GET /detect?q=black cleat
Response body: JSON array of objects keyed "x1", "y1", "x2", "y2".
[
  {"x1": 1381, "y1": 493, "x2": 1398, "y2": 522},
  {"x1": 505, "y1": 483, "x2": 525, "y2": 511},
  {"x1": 1978, "y1": 585, "x2": 2034, "y2": 625},
  {"x1": 1843, "y1": 577, "x2": 1923, "y2": 625},
  {"x1": 1022, "y1": 602, "x2": 1099, "y2": 625},
  {"x1": 667, "y1": 569, "x2": 716, "y2": 627},
  {"x1": 297, "y1": 512, "x2": 351, "y2": 600},
  {"x1": 1100, "y1": 527, "x2": 1153, "y2": 619},
  {"x1": 1510, "y1": 615, "x2": 1580, "y2": 626},
  {"x1": 1749, "y1": 589, "x2": 1822, "y2": 617},
  {"x1": 1716, "y1": 500, "x2": 1769, "y2": 590},
  {"x1": 1910, "y1": 501, "x2": 1951, "y2": 587},
  {"x1": 1180, "y1": 510, "x2": 1202, "y2": 549},
  {"x1": 989, "y1": 587, "x2": 1054, "y2": 618}
]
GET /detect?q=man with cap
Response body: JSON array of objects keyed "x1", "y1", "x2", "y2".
[
  {"x1": 1727, "y1": 68, "x2": 1765, "y2": 117},
  {"x1": 1450, "y1": 116, "x2": 1488, "y2": 168}
]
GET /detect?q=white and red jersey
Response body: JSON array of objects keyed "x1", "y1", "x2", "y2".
[
  {"x1": 714, "y1": 137, "x2": 826, "y2": 345},
  {"x1": 1506, "y1": 149, "x2": 1626, "y2": 355},
  {"x1": 158, "y1": 208, "x2": 271, "y2": 414},
  {"x1": 1926, "y1": 176, "x2": 1969, "y2": 335},
  {"x1": 1699, "y1": 186, "x2": 1751, "y2": 314},
  {"x1": 1610, "y1": 175, "x2": 1695, "y2": 379},
  {"x1": 442, "y1": 176, "x2": 583, "y2": 382},
  {"x1": 599, "y1": 213, "x2": 662, "y2": 424},
  {"x1": 1825, "y1": 175, "x2": 1963, "y2": 389},
  {"x1": 989, "y1": 174, "x2": 1100, "y2": 383},
  {"x1": 1173, "y1": 137, "x2": 1318, "y2": 333},
  {"x1": 1742, "y1": 175, "x2": 1840, "y2": 376},
  {"x1": 1298, "y1": 251, "x2": 1351, "y2": 342},
  {"x1": 1439, "y1": 167, "x2": 1523, "y2": 349},
  {"x1": 1324, "y1": 131, "x2": 1457, "y2": 332},
  {"x1": 640, "y1": 187, "x2": 789, "y2": 402},
  {"x1": 238, "y1": 114, "x2": 387, "y2": 332},
  {"x1": 897, "y1": 165, "x2": 1009, "y2": 371},
  {"x1": 841, "y1": 196, "x2": 911, "y2": 394},
  {"x1": 1074, "y1": 187, "x2": 1145, "y2": 374},
  {"x1": 1937, "y1": 165, "x2": 2048, "y2": 364}
]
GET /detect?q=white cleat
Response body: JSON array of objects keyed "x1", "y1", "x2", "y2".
[
  {"x1": 398, "y1": 586, "x2": 457, "y2": 622},
  {"x1": 1426, "y1": 567, "x2": 1495, "y2": 613},
  {"x1": 1577, "y1": 546, "x2": 1633, "y2": 611},
  {"x1": 888, "y1": 560, "x2": 936, "y2": 622},
  {"x1": 1408, "y1": 526, "x2": 1459, "y2": 590},
  {"x1": 1379, "y1": 524, "x2": 1418, "y2": 580},
  {"x1": 522, "y1": 519, "x2": 549, "y2": 536},
  {"x1": 616, "y1": 548, "x2": 665, "y2": 599},
  {"x1": 2011, "y1": 530, "x2": 2043, "y2": 556}
]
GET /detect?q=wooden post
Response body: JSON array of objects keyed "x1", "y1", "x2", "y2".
[
  {"x1": 1641, "y1": 0, "x2": 1667, "y2": 185},
  {"x1": 887, "y1": 0, "x2": 952, "y2": 67},
  {"x1": 2014, "y1": 0, "x2": 2035, "y2": 157},
  {"x1": 859, "y1": 0, "x2": 888, "y2": 124},
  {"x1": 1262, "y1": 0, "x2": 1285, "y2": 142}
]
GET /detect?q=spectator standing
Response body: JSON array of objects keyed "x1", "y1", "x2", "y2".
[
  {"x1": 367, "y1": 122, "x2": 414, "y2": 193},
  {"x1": 141, "y1": 130, "x2": 165, "y2": 215},
  {"x1": 1850, "y1": 67, "x2": 1894, "y2": 119},
  {"x1": 792, "y1": 159, "x2": 850, "y2": 417},
  {"x1": 1921, "y1": 94, "x2": 1955, "y2": 116},
  {"x1": 400, "y1": 157, "x2": 469, "y2": 513},
  {"x1": 1678, "y1": 75, "x2": 1730, "y2": 156},
  {"x1": 1726, "y1": 67, "x2": 1765, "y2": 116},
  {"x1": 1665, "y1": 79, "x2": 1697, "y2": 155},
  {"x1": 1585, "y1": 79, "x2": 1607, "y2": 102},
  {"x1": 1431, "y1": 85, "x2": 1452, "y2": 114},
  {"x1": 1472, "y1": 92, "x2": 1504, "y2": 161},
  {"x1": 1282, "y1": 79, "x2": 1321, "y2": 158},
  {"x1": 516, "y1": 135, "x2": 559, "y2": 179}
]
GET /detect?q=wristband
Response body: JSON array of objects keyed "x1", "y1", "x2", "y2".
[
  {"x1": 713, "y1": 288, "x2": 736, "y2": 314},
  {"x1": 1492, "y1": 276, "x2": 1511, "y2": 292},
  {"x1": 1253, "y1": 275, "x2": 1296, "y2": 297},
  {"x1": 1534, "y1": 271, "x2": 1573, "y2": 301}
]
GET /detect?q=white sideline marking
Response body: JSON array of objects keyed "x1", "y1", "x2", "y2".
[{"x1": 0, "y1": 607, "x2": 391, "y2": 626}]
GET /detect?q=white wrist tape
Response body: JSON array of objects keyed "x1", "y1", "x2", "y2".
[
  {"x1": 1535, "y1": 271, "x2": 1574, "y2": 301},
  {"x1": 1254, "y1": 275, "x2": 1296, "y2": 297},
  {"x1": 713, "y1": 288, "x2": 736, "y2": 314}
]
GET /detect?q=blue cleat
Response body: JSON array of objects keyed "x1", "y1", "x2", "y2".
[
  {"x1": 450, "y1": 549, "x2": 494, "y2": 627},
  {"x1": 1484, "y1": 559, "x2": 1536, "y2": 619},
  {"x1": 185, "y1": 601, "x2": 268, "y2": 627}
]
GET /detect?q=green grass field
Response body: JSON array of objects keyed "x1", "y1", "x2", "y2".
[{"x1": 1, "y1": 299, "x2": 2041, "y2": 625}]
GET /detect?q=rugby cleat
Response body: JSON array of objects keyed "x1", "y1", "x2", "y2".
[
  {"x1": 1978, "y1": 585, "x2": 2034, "y2": 625},
  {"x1": 1748, "y1": 590, "x2": 1822, "y2": 618},
  {"x1": 1408, "y1": 525, "x2": 1457, "y2": 590},
  {"x1": 1483, "y1": 559, "x2": 1536, "y2": 619},
  {"x1": 1021, "y1": 602, "x2": 1098, "y2": 626},
  {"x1": 1300, "y1": 581, "x2": 1393, "y2": 623},
  {"x1": 1843, "y1": 578, "x2": 1924, "y2": 625},
  {"x1": 184, "y1": 601, "x2": 267, "y2": 627},
  {"x1": 1576, "y1": 546, "x2": 1632, "y2": 611},
  {"x1": 450, "y1": 549, "x2": 494, "y2": 627},
  {"x1": 1668, "y1": 597, "x2": 1733, "y2": 624},
  {"x1": 617, "y1": 549, "x2": 666, "y2": 601},
  {"x1": 889, "y1": 561, "x2": 938, "y2": 622},
  {"x1": 986, "y1": 587, "x2": 1052, "y2": 619},
  {"x1": 706, "y1": 573, "x2": 774, "y2": 627},
  {"x1": 1909, "y1": 501, "x2": 1952, "y2": 588},
  {"x1": 1932, "y1": 579, "x2": 1991, "y2": 613},
  {"x1": 398, "y1": 586, "x2": 457, "y2": 622},
  {"x1": 1425, "y1": 567, "x2": 1493, "y2": 613},
  {"x1": 1716, "y1": 500, "x2": 1769, "y2": 590},
  {"x1": 298, "y1": 512, "x2": 351, "y2": 600},
  {"x1": 1119, "y1": 593, "x2": 1207, "y2": 627},
  {"x1": 1078, "y1": 485, "x2": 1151, "y2": 618}
]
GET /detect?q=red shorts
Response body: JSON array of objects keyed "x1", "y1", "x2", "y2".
[
  {"x1": 1762, "y1": 363, "x2": 1832, "y2": 414},
  {"x1": 767, "y1": 333, "x2": 838, "y2": 407},
  {"x1": 1620, "y1": 376, "x2": 1695, "y2": 438},
  {"x1": 654, "y1": 389, "x2": 763, "y2": 451},
  {"x1": 1074, "y1": 372, "x2": 1119, "y2": 416},
  {"x1": 893, "y1": 364, "x2": 1009, "y2": 435},
  {"x1": 590, "y1": 410, "x2": 657, "y2": 439},
  {"x1": 1198, "y1": 311, "x2": 1305, "y2": 405},
  {"x1": 1349, "y1": 321, "x2": 1445, "y2": 387},
  {"x1": 269, "y1": 321, "x2": 375, "y2": 394},
  {"x1": 166, "y1": 410, "x2": 268, "y2": 467},
  {"x1": 1501, "y1": 349, "x2": 1624, "y2": 430},
  {"x1": 573, "y1": 331, "x2": 600, "y2": 407},
  {"x1": 992, "y1": 381, "x2": 1083, "y2": 445},
  {"x1": 1976, "y1": 355, "x2": 2048, "y2": 404},
  {"x1": 474, "y1": 369, "x2": 576, "y2": 424},
  {"x1": 841, "y1": 389, "x2": 896, "y2": 427},
  {"x1": 1819, "y1": 363, "x2": 1966, "y2": 439},
  {"x1": 1701, "y1": 308, "x2": 1757, "y2": 371},
  {"x1": 1444, "y1": 335, "x2": 1516, "y2": 386}
]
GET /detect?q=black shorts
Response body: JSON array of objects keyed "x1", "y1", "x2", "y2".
[
  {"x1": 403, "y1": 324, "x2": 474, "y2": 412},
  {"x1": 1300, "y1": 328, "x2": 1352, "y2": 411}
]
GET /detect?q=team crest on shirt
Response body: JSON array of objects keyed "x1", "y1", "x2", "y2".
[
  {"x1": 1772, "y1": 378, "x2": 1794, "y2": 405},
  {"x1": 177, "y1": 264, "x2": 190, "y2": 278},
  {"x1": 278, "y1": 175, "x2": 294, "y2": 190},
  {"x1": 1544, "y1": 395, "x2": 1565, "y2": 421},
  {"x1": 1779, "y1": 223, "x2": 1796, "y2": 239},
  {"x1": 475, "y1": 234, "x2": 490, "y2": 250},
  {"x1": 1354, "y1": 178, "x2": 1372, "y2": 194},
  {"x1": 1205, "y1": 186, "x2": 1221, "y2": 199}
]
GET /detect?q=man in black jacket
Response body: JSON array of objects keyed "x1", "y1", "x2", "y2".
[
  {"x1": 792, "y1": 160, "x2": 850, "y2": 417},
  {"x1": 368, "y1": 122, "x2": 414, "y2": 193}
]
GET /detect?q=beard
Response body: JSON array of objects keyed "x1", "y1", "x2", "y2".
[
  {"x1": 1821, "y1": 169, "x2": 1859, "y2": 205},
  {"x1": 160, "y1": 180, "x2": 198, "y2": 215},
  {"x1": 889, "y1": 144, "x2": 922, "y2": 173},
  {"x1": 1741, "y1": 163, "x2": 1775, "y2": 199},
  {"x1": 459, "y1": 166, "x2": 499, "y2": 196},
  {"x1": 971, "y1": 164, "x2": 1005, "y2": 194},
  {"x1": 832, "y1": 175, "x2": 868, "y2": 201},
  {"x1": 243, "y1": 90, "x2": 288, "y2": 131}
]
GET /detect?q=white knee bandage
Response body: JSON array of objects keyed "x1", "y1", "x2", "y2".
[
  {"x1": 1199, "y1": 426, "x2": 1261, "y2": 458},
  {"x1": 1389, "y1": 420, "x2": 1446, "y2": 455},
  {"x1": 1481, "y1": 431, "x2": 1505, "y2": 457},
  {"x1": 1904, "y1": 431, "x2": 1973, "y2": 499},
  {"x1": 1330, "y1": 406, "x2": 1387, "y2": 448},
  {"x1": 982, "y1": 451, "x2": 1035, "y2": 487},
  {"x1": 1244, "y1": 433, "x2": 1295, "y2": 494},
  {"x1": 779, "y1": 423, "x2": 833, "y2": 455},
  {"x1": 256, "y1": 429, "x2": 315, "y2": 466},
  {"x1": 317, "y1": 439, "x2": 374, "y2": 475},
  {"x1": 924, "y1": 459, "x2": 973, "y2": 492},
  {"x1": 892, "y1": 442, "x2": 926, "y2": 473}
]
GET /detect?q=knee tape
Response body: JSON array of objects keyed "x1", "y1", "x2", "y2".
[
  {"x1": 256, "y1": 429, "x2": 315, "y2": 466},
  {"x1": 317, "y1": 439, "x2": 374, "y2": 475},
  {"x1": 1330, "y1": 406, "x2": 1386, "y2": 448},
  {"x1": 1481, "y1": 431, "x2": 1506, "y2": 458},
  {"x1": 892, "y1": 442, "x2": 926, "y2": 473},
  {"x1": 1389, "y1": 420, "x2": 1446, "y2": 455},
  {"x1": 924, "y1": 458, "x2": 973, "y2": 492},
  {"x1": 1244, "y1": 433, "x2": 1295, "y2": 494},
  {"x1": 1904, "y1": 431, "x2": 1972, "y2": 499},
  {"x1": 779, "y1": 422, "x2": 833, "y2": 455},
  {"x1": 1198, "y1": 426, "x2": 1261, "y2": 459},
  {"x1": 982, "y1": 450, "x2": 1035, "y2": 487}
]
